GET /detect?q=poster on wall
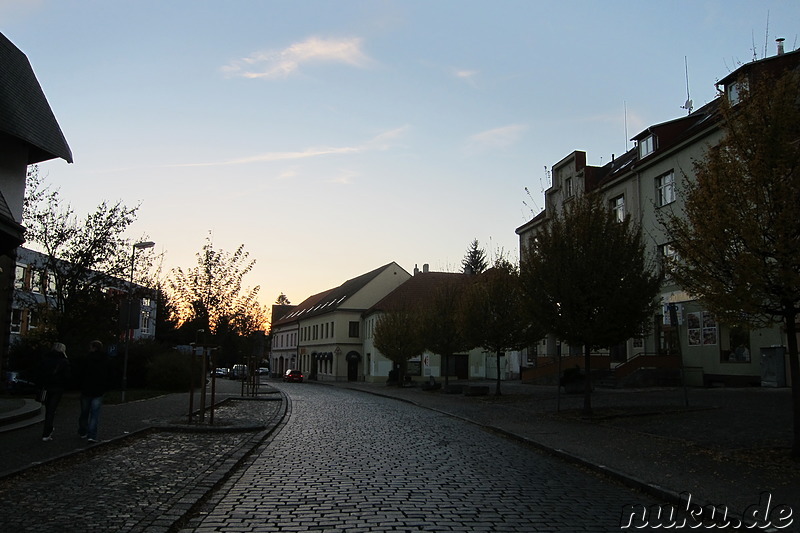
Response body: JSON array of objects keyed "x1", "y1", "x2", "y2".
[{"x1": 687, "y1": 311, "x2": 717, "y2": 346}]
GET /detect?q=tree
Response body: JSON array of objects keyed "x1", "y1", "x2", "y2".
[
  {"x1": 167, "y1": 235, "x2": 266, "y2": 367},
  {"x1": 521, "y1": 193, "x2": 660, "y2": 414},
  {"x1": 461, "y1": 257, "x2": 535, "y2": 395},
  {"x1": 275, "y1": 293, "x2": 291, "y2": 305},
  {"x1": 373, "y1": 308, "x2": 426, "y2": 386},
  {"x1": 462, "y1": 239, "x2": 488, "y2": 275},
  {"x1": 661, "y1": 69, "x2": 800, "y2": 456},
  {"x1": 419, "y1": 276, "x2": 471, "y2": 388},
  {"x1": 21, "y1": 167, "x2": 150, "y2": 349}
]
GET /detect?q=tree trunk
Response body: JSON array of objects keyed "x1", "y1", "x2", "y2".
[
  {"x1": 583, "y1": 344, "x2": 592, "y2": 415},
  {"x1": 495, "y1": 351, "x2": 502, "y2": 396},
  {"x1": 784, "y1": 310, "x2": 800, "y2": 458},
  {"x1": 444, "y1": 353, "x2": 450, "y2": 388}
]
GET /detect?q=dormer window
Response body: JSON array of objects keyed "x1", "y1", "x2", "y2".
[
  {"x1": 639, "y1": 134, "x2": 656, "y2": 158},
  {"x1": 726, "y1": 79, "x2": 747, "y2": 105}
]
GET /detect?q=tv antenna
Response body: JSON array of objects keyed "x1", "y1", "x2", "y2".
[{"x1": 680, "y1": 56, "x2": 693, "y2": 114}]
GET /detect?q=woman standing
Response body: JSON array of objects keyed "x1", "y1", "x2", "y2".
[{"x1": 39, "y1": 342, "x2": 70, "y2": 442}]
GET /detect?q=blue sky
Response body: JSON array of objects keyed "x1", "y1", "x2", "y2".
[{"x1": 3, "y1": 1, "x2": 799, "y2": 312}]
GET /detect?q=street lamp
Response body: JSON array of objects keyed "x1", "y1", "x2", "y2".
[{"x1": 121, "y1": 240, "x2": 155, "y2": 402}]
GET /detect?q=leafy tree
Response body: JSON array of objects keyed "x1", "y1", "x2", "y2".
[
  {"x1": 462, "y1": 238, "x2": 488, "y2": 275},
  {"x1": 275, "y1": 293, "x2": 291, "y2": 305},
  {"x1": 167, "y1": 235, "x2": 266, "y2": 367},
  {"x1": 661, "y1": 69, "x2": 800, "y2": 456},
  {"x1": 461, "y1": 257, "x2": 535, "y2": 395},
  {"x1": 21, "y1": 167, "x2": 151, "y2": 350},
  {"x1": 521, "y1": 193, "x2": 660, "y2": 414},
  {"x1": 373, "y1": 308, "x2": 426, "y2": 386},
  {"x1": 419, "y1": 276, "x2": 471, "y2": 388}
]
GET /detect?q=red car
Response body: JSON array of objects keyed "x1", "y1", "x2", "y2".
[{"x1": 283, "y1": 369, "x2": 303, "y2": 383}]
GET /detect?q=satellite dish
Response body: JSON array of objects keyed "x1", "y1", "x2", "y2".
[{"x1": 681, "y1": 98, "x2": 693, "y2": 112}]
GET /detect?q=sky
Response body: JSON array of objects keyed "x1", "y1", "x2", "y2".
[{"x1": 2, "y1": 0, "x2": 799, "y2": 317}]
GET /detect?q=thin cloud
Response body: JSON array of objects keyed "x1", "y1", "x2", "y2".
[
  {"x1": 467, "y1": 124, "x2": 528, "y2": 152},
  {"x1": 171, "y1": 127, "x2": 408, "y2": 168},
  {"x1": 452, "y1": 68, "x2": 478, "y2": 86},
  {"x1": 222, "y1": 36, "x2": 372, "y2": 79}
]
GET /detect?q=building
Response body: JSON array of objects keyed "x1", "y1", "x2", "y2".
[
  {"x1": 269, "y1": 262, "x2": 411, "y2": 381},
  {"x1": 362, "y1": 267, "x2": 495, "y2": 384},
  {"x1": 516, "y1": 42, "x2": 799, "y2": 387},
  {"x1": 0, "y1": 32, "x2": 72, "y2": 369},
  {"x1": 11, "y1": 247, "x2": 157, "y2": 345}
]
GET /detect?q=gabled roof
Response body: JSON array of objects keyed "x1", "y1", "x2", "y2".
[
  {"x1": 367, "y1": 271, "x2": 467, "y2": 314},
  {"x1": 272, "y1": 262, "x2": 401, "y2": 326},
  {"x1": 0, "y1": 32, "x2": 72, "y2": 164}
]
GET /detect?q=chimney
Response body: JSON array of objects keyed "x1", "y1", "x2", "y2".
[
  {"x1": 422, "y1": 263, "x2": 429, "y2": 273},
  {"x1": 414, "y1": 264, "x2": 419, "y2": 275},
  {"x1": 777, "y1": 38, "x2": 785, "y2": 56}
]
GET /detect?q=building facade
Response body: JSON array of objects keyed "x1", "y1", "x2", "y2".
[{"x1": 516, "y1": 44, "x2": 799, "y2": 386}]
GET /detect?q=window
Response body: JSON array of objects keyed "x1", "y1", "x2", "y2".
[
  {"x1": 348, "y1": 321, "x2": 360, "y2": 338},
  {"x1": 140, "y1": 310, "x2": 151, "y2": 334},
  {"x1": 28, "y1": 310, "x2": 39, "y2": 330},
  {"x1": 655, "y1": 171, "x2": 675, "y2": 207},
  {"x1": 14, "y1": 265, "x2": 26, "y2": 290},
  {"x1": 30, "y1": 269, "x2": 43, "y2": 293},
  {"x1": 726, "y1": 80, "x2": 747, "y2": 106},
  {"x1": 639, "y1": 134, "x2": 656, "y2": 158},
  {"x1": 610, "y1": 195, "x2": 625, "y2": 222},
  {"x1": 658, "y1": 242, "x2": 678, "y2": 278},
  {"x1": 10, "y1": 309, "x2": 22, "y2": 334},
  {"x1": 564, "y1": 177, "x2": 573, "y2": 197},
  {"x1": 46, "y1": 272, "x2": 57, "y2": 295}
]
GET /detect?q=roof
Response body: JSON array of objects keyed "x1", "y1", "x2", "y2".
[
  {"x1": 717, "y1": 47, "x2": 800, "y2": 87},
  {"x1": 272, "y1": 262, "x2": 400, "y2": 326},
  {"x1": 0, "y1": 32, "x2": 72, "y2": 164},
  {"x1": 367, "y1": 271, "x2": 468, "y2": 314}
]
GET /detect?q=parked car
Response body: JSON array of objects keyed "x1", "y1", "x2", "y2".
[
  {"x1": 4, "y1": 370, "x2": 38, "y2": 395},
  {"x1": 257, "y1": 367, "x2": 270, "y2": 376},
  {"x1": 282, "y1": 369, "x2": 303, "y2": 383},
  {"x1": 212, "y1": 367, "x2": 229, "y2": 378},
  {"x1": 231, "y1": 364, "x2": 248, "y2": 380}
]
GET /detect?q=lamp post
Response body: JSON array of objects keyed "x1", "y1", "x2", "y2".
[{"x1": 121, "y1": 240, "x2": 155, "y2": 402}]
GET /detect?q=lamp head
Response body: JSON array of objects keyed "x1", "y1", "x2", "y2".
[{"x1": 134, "y1": 241, "x2": 155, "y2": 250}]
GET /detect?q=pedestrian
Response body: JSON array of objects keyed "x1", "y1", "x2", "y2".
[
  {"x1": 38, "y1": 342, "x2": 70, "y2": 442},
  {"x1": 77, "y1": 340, "x2": 109, "y2": 443}
]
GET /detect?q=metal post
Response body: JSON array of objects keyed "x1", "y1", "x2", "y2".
[{"x1": 121, "y1": 240, "x2": 155, "y2": 402}]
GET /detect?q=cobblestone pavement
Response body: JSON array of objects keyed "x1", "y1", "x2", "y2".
[
  {"x1": 179, "y1": 383, "x2": 676, "y2": 532},
  {"x1": 0, "y1": 395, "x2": 285, "y2": 533}
]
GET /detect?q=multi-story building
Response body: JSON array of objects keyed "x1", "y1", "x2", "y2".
[
  {"x1": 516, "y1": 43, "x2": 799, "y2": 387},
  {"x1": 11, "y1": 247, "x2": 157, "y2": 344},
  {"x1": 269, "y1": 262, "x2": 411, "y2": 381}
]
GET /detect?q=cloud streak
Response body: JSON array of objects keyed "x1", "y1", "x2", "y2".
[
  {"x1": 222, "y1": 36, "x2": 372, "y2": 79},
  {"x1": 466, "y1": 124, "x2": 528, "y2": 152},
  {"x1": 171, "y1": 126, "x2": 409, "y2": 168}
]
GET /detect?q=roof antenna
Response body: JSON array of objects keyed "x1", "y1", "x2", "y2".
[
  {"x1": 680, "y1": 56, "x2": 693, "y2": 114},
  {"x1": 624, "y1": 101, "x2": 629, "y2": 150}
]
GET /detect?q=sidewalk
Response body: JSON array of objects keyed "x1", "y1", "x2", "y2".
[{"x1": 322, "y1": 379, "x2": 799, "y2": 523}]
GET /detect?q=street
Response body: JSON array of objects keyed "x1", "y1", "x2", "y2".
[{"x1": 180, "y1": 383, "x2": 670, "y2": 532}]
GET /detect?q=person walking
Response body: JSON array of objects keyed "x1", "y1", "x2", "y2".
[
  {"x1": 38, "y1": 342, "x2": 70, "y2": 442},
  {"x1": 77, "y1": 340, "x2": 109, "y2": 443}
]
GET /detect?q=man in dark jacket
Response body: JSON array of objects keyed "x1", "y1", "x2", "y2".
[
  {"x1": 39, "y1": 342, "x2": 70, "y2": 442},
  {"x1": 77, "y1": 340, "x2": 109, "y2": 443}
]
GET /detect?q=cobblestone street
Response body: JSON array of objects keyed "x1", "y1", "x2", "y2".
[
  {"x1": 0, "y1": 396, "x2": 283, "y2": 533},
  {"x1": 180, "y1": 384, "x2": 668, "y2": 532}
]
